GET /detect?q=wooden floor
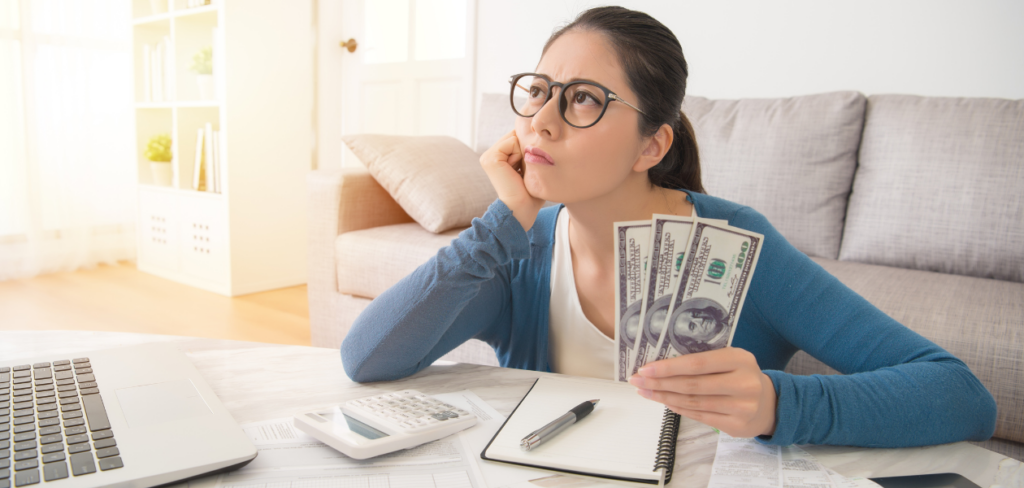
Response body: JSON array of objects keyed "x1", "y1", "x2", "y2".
[{"x1": 0, "y1": 262, "x2": 310, "y2": 345}]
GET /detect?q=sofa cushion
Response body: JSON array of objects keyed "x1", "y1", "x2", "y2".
[
  {"x1": 683, "y1": 92, "x2": 866, "y2": 260},
  {"x1": 840, "y1": 95, "x2": 1024, "y2": 282},
  {"x1": 342, "y1": 134, "x2": 497, "y2": 233},
  {"x1": 786, "y1": 258, "x2": 1024, "y2": 445},
  {"x1": 336, "y1": 223, "x2": 463, "y2": 299}
]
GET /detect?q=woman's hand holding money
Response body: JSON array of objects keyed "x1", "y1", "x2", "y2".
[
  {"x1": 629, "y1": 347, "x2": 778, "y2": 438},
  {"x1": 479, "y1": 130, "x2": 546, "y2": 232}
]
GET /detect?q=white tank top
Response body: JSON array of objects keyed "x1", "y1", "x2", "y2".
[{"x1": 548, "y1": 208, "x2": 615, "y2": 379}]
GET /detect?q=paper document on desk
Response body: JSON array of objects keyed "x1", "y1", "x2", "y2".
[
  {"x1": 709, "y1": 434, "x2": 881, "y2": 488},
  {"x1": 215, "y1": 391, "x2": 499, "y2": 488}
]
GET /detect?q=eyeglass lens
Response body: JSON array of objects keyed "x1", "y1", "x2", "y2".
[{"x1": 511, "y1": 75, "x2": 608, "y2": 127}]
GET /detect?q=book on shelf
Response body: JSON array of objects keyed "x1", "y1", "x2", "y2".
[
  {"x1": 143, "y1": 36, "x2": 173, "y2": 103},
  {"x1": 192, "y1": 128, "x2": 205, "y2": 191},
  {"x1": 211, "y1": 130, "x2": 221, "y2": 193},
  {"x1": 190, "y1": 124, "x2": 221, "y2": 193},
  {"x1": 204, "y1": 123, "x2": 214, "y2": 193},
  {"x1": 142, "y1": 44, "x2": 152, "y2": 102}
]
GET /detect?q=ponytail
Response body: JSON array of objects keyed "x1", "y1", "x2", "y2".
[{"x1": 648, "y1": 110, "x2": 703, "y2": 193}]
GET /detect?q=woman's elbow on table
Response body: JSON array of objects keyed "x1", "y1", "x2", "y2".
[
  {"x1": 966, "y1": 373, "x2": 998, "y2": 442},
  {"x1": 340, "y1": 334, "x2": 422, "y2": 383},
  {"x1": 941, "y1": 359, "x2": 998, "y2": 442}
]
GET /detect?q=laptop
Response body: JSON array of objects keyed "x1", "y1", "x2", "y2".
[{"x1": 1, "y1": 342, "x2": 257, "y2": 487}]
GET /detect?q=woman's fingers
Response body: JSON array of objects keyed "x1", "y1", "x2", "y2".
[
  {"x1": 668, "y1": 406, "x2": 768, "y2": 438},
  {"x1": 640, "y1": 388, "x2": 760, "y2": 417},
  {"x1": 631, "y1": 370, "x2": 761, "y2": 397},
  {"x1": 497, "y1": 129, "x2": 523, "y2": 166},
  {"x1": 479, "y1": 129, "x2": 544, "y2": 231},
  {"x1": 631, "y1": 347, "x2": 779, "y2": 437},
  {"x1": 636, "y1": 347, "x2": 756, "y2": 378}
]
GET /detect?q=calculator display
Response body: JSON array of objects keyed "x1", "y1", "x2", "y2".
[{"x1": 317, "y1": 409, "x2": 389, "y2": 440}]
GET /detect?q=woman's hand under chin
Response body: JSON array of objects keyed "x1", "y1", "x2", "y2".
[
  {"x1": 480, "y1": 130, "x2": 547, "y2": 232},
  {"x1": 629, "y1": 347, "x2": 778, "y2": 438}
]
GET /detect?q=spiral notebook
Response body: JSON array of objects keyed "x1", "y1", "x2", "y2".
[{"x1": 481, "y1": 376, "x2": 680, "y2": 485}]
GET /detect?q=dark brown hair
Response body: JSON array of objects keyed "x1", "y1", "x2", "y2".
[{"x1": 542, "y1": 6, "x2": 703, "y2": 193}]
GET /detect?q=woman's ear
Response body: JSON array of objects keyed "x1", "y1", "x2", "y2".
[{"x1": 633, "y1": 123, "x2": 674, "y2": 172}]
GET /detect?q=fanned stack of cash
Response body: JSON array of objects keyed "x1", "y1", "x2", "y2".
[{"x1": 614, "y1": 215, "x2": 764, "y2": 382}]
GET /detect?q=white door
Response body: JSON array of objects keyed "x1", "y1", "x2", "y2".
[{"x1": 319, "y1": 0, "x2": 476, "y2": 169}]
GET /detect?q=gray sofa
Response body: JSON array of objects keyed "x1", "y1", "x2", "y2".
[{"x1": 308, "y1": 91, "x2": 1023, "y2": 460}]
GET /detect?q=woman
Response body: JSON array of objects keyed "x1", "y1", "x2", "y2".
[{"x1": 342, "y1": 6, "x2": 996, "y2": 447}]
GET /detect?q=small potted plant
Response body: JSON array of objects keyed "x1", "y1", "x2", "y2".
[
  {"x1": 191, "y1": 46, "x2": 214, "y2": 100},
  {"x1": 145, "y1": 133, "x2": 173, "y2": 186}
]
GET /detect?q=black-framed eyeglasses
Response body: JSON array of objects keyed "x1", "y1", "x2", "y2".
[{"x1": 508, "y1": 72, "x2": 646, "y2": 129}]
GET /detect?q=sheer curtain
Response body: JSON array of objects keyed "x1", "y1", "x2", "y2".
[{"x1": 0, "y1": 0, "x2": 135, "y2": 281}]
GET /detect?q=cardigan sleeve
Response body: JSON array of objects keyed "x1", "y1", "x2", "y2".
[
  {"x1": 730, "y1": 207, "x2": 997, "y2": 447},
  {"x1": 341, "y1": 199, "x2": 530, "y2": 383}
]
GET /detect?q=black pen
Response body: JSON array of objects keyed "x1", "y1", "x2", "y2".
[{"x1": 520, "y1": 399, "x2": 599, "y2": 451}]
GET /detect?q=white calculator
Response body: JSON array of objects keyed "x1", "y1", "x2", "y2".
[{"x1": 293, "y1": 390, "x2": 478, "y2": 459}]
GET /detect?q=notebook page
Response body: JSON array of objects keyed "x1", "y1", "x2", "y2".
[{"x1": 485, "y1": 376, "x2": 667, "y2": 481}]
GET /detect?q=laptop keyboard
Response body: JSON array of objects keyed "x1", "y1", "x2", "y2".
[{"x1": 0, "y1": 358, "x2": 123, "y2": 487}]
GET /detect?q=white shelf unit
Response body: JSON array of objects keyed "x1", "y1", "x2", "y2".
[{"x1": 131, "y1": 0, "x2": 312, "y2": 296}]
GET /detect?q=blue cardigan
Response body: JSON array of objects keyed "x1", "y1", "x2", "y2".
[{"x1": 341, "y1": 192, "x2": 997, "y2": 447}]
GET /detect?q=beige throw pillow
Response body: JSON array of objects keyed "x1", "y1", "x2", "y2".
[{"x1": 343, "y1": 134, "x2": 497, "y2": 233}]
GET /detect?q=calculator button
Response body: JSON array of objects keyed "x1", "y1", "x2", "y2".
[
  {"x1": 95, "y1": 447, "x2": 118, "y2": 459},
  {"x1": 90, "y1": 431, "x2": 113, "y2": 441},
  {"x1": 13, "y1": 459, "x2": 37, "y2": 471},
  {"x1": 42, "y1": 462, "x2": 67, "y2": 481},
  {"x1": 13, "y1": 469, "x2": 39, "y2": 487},
  {"x1": 68, "y1": 452, "x2": 95, "y2": 475},
  {"x1": 65, "y1": 435, "x2": 88, "y2": 446},
  {"x1": 63, "y1": 427, "x2": 85, "y2": 437},
  {"x1": 97, "y1": 457, "x2": 122, "y2": 471},
  {"x1": 40, "y1": 452, "x2": 63, "y2": 464},
  {"x1": 37, "y1": 425, "x2": 58, "y2": 437},
  {"x1": 12, "y1": 451, "x2": 34, "y2": 463}
]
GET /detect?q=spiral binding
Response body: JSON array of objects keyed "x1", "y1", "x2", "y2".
[{"x1": 653, "y1": 407, "x2": 681, "y2": 483}]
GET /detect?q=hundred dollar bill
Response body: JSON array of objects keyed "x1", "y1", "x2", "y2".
[
  {"x1": 614, "y1": 220, "x2": 651, "y2": 382},
  {"x1": 627, "y1": 215, "x2": 693, "y2": 377},
  {"x1": 653, "y1": 221, "x2": 764, "y2": 362}
]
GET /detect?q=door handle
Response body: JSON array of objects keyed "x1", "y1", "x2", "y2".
[{"x1": 340, "y1": 38, "x2": 358, "y2": 53}]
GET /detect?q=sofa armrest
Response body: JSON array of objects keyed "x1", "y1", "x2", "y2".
[{"x1": 307, "y1": 168, "x2": 414, "y2": 301}]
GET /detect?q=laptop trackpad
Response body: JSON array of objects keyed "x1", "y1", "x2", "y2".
[{"x1": 115, "y1": 379, "x2": 213, "y2": 429}]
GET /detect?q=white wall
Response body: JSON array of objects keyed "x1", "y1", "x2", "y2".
[{"x1": 476, "y1": 0, "x2": 1024, "y2": 101}]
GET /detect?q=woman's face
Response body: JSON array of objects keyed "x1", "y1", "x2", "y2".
[{"x1": 515, "y1": 30, "x2": 646, "y2": 204}]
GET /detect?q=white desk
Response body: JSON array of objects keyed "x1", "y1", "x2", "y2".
[{"x1": 2, "y1": 331, "x2": 1020, "y2": 487}]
